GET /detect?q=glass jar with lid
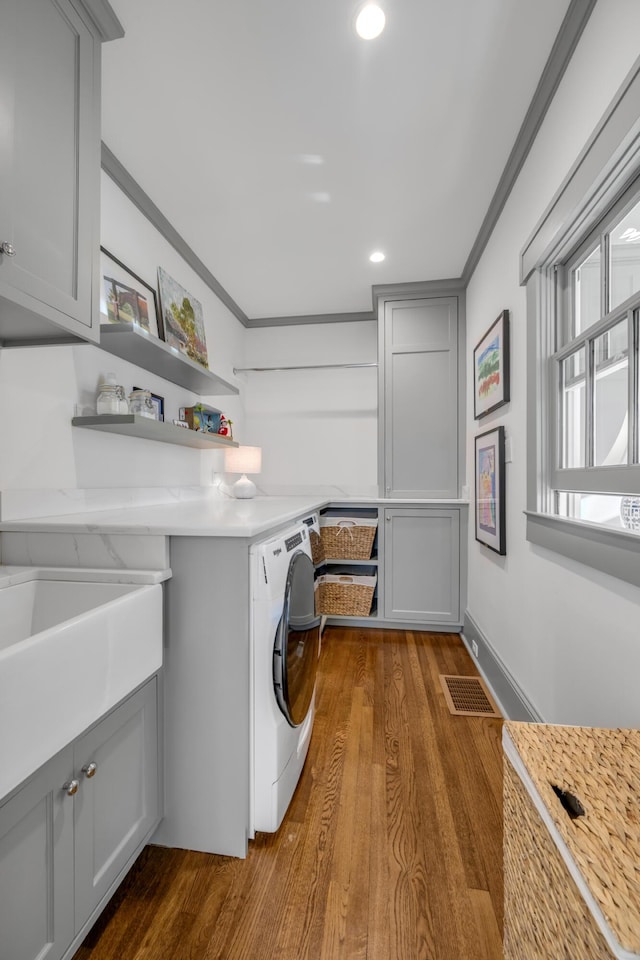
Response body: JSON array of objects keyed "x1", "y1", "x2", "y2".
[
  {"x1": 96, "y1": 374, "x2": 128, "y2": 415},
  {"x1": 128, "y1": 389, "x2": 156, "y2": 419}
]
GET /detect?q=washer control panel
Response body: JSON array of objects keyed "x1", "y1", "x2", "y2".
[{"x1": 284, "y1": 529, "x2": 305, "y2": 552}]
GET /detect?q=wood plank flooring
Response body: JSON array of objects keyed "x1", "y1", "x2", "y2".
[{"x1": 74, "y1": 627, "x2": 504, "y2": 960}]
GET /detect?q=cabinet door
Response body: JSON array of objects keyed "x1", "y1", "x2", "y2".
[
  {"x1": 382, "y1": 297, "x2": 458, "y2": 498},
  {"x1": 0, "y1": 0, "x2": 98, "y2": 342},
  {"x1": 73, "y1": 679, "x2": 160, "y2": 928},
  {"x1": 384, "y1": 508, "x2": 460, "y2": 623},
  {"x1": 0, "y1": 749, "x2": 74, "y2": 960}
]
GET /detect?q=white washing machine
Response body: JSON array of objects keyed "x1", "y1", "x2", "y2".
[{"x1": 250, "y1": 517, "x2": 321, "y2": 836}]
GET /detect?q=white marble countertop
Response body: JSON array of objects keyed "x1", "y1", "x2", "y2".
[
  {"x1": 0, "y1": 495, "x2": 469, "y2": 538},
  {"x1": 0, "y1": 496, "x2": 328, "y2": 538}
]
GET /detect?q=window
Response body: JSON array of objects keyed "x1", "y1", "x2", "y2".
[
  {"x1": 551, "y1": 187, "x2": 640, "y2": 534},
  {"x1": 523, "y1": 58, "x2": 640, "y2": 587}
]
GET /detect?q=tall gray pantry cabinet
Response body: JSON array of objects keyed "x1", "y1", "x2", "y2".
[
  {"x1": 0, "y1": 0, "x2": 122, "y2": 345},
  {"x1": 373, "y1": 288, "x2": 466, "y2": 628}
]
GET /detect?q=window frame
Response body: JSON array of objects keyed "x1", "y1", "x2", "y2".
[{"x1": 523, "y1": 55, "x2": 640, "y2": 587}]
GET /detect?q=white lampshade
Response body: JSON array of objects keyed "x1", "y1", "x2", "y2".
[{"x1": 225, "y1": 445, "x2": 262, "y2": 499}]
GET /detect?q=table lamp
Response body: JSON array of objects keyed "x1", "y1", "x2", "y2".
[{"x1": 225, "y1": 445, "x2": 262, "y2": 499}]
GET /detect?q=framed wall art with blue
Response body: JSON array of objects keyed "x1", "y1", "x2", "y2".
[
  {"x1": 473, "y1": 309, "x2": 510, "y2": 419},
  {"x1": 474, "y1": 425, "x2": 506, "y2": 555}
]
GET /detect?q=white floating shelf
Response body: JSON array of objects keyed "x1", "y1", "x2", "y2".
[
  {"x1": 99, "y1": 322, "x2": 238, "y2": 396},
  {"x1": 72, "y1": 415, "x2": 239, "y2": 449}
]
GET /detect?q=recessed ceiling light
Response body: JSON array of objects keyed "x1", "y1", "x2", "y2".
[
  {"x1": 355, "y1": 4, "x2": 386, "y2": 40},
  {"x1": 298, "y1": 154, "x2": 325, "y2": 166},
  {"x1": 369, "y1": 251, "x2": 385, "y2": 263}
]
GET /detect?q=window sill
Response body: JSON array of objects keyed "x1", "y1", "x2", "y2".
[{"x1": 525, "y1": 510, "x2": 640, "y2": 588}]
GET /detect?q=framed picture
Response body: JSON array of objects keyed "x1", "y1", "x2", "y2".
[
  {"x1": 134, "y1": 387, "x2": 164, "y2": 421},
  {"x1": 474, "y1": 425, "x2": 506, "y2": 555},
  {"x1": 100, "y1": 248, "x2": 162, "y2": 339},
  {"x1": 157, "y1": 267, "x2": 209, "y2": 369},
  {"x1": 473, "y1": 309, "x2": 510, "y2": 419}
]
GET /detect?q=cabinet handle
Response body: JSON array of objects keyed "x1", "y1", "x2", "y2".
[
  {"x1": 82, "y1": 762, "x2": 97, "y2": 779},
  {"x1": 62, "y1": 779, "x2": 79, "y2": 796},
  {"x1": 0, "y1": 241, "x2": 16, "y2": 257}
]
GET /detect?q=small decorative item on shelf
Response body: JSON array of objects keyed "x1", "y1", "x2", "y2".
[
  {"x1": 224, "y1": 445, "x2": 262, "y2": 499},
  {"x1": 172, "y1": 419, "x2": 189, "y2": 429},
  {"x1": 133, "y1": 387, "x2": 164, "y2": 421},
  {"x1": 128, "y1": 389, "x2": 156, "y2": 419},
  {"x1": 183, "y1": 404, "x2": 221, "y2": 433},
  {"x1": 96, "y1": 373, "x2": 128, "y2": 415},
  {"x1": 218, "y1": 415, "x2": 233, "y2": 440}
]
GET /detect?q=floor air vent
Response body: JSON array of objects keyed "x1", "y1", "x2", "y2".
[{"x1": 439, "y1": 675, "x2": 501, "y2": 718}]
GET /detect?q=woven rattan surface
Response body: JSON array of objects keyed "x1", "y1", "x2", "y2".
[
  {"x1": 309, "y1": 529, "x2": 324, "y2": 566},
  {"x1": 504, "y1": 756, "x2": 616, "y2": 959},
  {"x1": 319, "y1": 522, "x2": 376, "y2": 560},
  {"x1": 315, "y1": 580, "x2": 375, "y2": 617},
  {"x1": 505, "y1": 721, "x2": 640, "y2": 955}
]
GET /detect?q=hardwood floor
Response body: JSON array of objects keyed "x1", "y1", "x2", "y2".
[{"x1": 74, "y1": 627, "x2": 504, "y2": 960}]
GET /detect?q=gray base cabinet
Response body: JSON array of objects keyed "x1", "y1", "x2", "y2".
[
  {"x1": 0, "y1": 677, "x2": 160, "y2": 960},
  {"x1": 0, "y1": 748, "x2": 74, "y2": 960},
  {"x1": 319, "y1": 502, "x2": 465, "y2": 630},
  {"x1": 383, "y1": 507, "x2": 461, "y2": 624}
]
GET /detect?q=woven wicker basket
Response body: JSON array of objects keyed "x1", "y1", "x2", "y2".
[
  {"x1": 319, "y1": 517, "x2": 377, "y2": 560},
  {"x1": 309, "y1": 529, "x2": 324, "y2": 566},
  {"x1": 315, "y1": 573, "x2": 376, "y2": 617}
]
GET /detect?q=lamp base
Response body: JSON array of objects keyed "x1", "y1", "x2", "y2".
[{"x1": 232, "y1": 474, "x2": 257, "y2": 499}]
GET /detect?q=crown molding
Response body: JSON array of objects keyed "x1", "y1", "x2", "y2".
[
  {"x1": 76, "y1": 0, "x2": 124, "y2": 41},
  {"x1": 462, "y1": 0, "x2": 597, "y2": 284},
  {"x1": 101, "y1": 143, "x2": 250, "y2": 327}
]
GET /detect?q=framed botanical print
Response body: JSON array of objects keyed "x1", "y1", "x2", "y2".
[
  {"x1": 474, "y1": 425, "x2": 506, "y2": 555},
  {"x1": 473, "y1": 309, "x2": 510, "y2": 419},
  {"x1": 157, "y1": 267, "x2": 209, "y2": 369}
]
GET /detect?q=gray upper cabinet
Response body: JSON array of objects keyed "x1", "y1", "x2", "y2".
[
  {"x1": 380, "y1": 296, "x2": 459, "y2": 498},
  {"x1": 0, "y1": 0, "x2": 122, "y2": 346}
]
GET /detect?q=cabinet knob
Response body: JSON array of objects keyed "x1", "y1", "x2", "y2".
[
  {"x1": 0, "y1": 241, "x2": 16, "y2": 257},
  {"x1": 82, "y1": 762, "x2": 97, "y2": 779},
  {"x1": 62, "y1": 779, "x2": 79, "y2": 797}
]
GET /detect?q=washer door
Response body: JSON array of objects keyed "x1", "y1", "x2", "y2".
[{"x1": 273, "y1": 550, "x2": 321, "y2": 727}]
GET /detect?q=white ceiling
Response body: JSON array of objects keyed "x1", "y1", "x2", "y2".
[{"x1": 101, "y1": 0, "x2": 572, "y2": 321}]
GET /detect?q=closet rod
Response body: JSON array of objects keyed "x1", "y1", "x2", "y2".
[{"x1": 233, "y1": 362, "x2": 378, "y2": 374}]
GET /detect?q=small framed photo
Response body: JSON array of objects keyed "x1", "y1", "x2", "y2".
[
  {"x1": 473, "y1": 309, "x2": 510, "y2": 419},
  {"x1": 474, "y1": 425, "x2": 506, "y2": 555},
  {"x1": 133, "y1": 388, "x2": 164, "y2": 422},
  {"x1": 100, "y1": 247, "x2": 162, "y2": 340}
]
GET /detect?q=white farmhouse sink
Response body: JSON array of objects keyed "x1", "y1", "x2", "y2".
[{"x1": 0, "y1": 569, "x2": 163, "y2": 800}]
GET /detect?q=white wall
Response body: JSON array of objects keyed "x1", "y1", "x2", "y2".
[
  {"x1": 465, "y1": 0, "x2": 640, "y2": 727},
  {"x1": 0, "y1": 173, "x2": 246, "y2": 497},
  {"x1": 243, "y1": 321, "x2": 378, "y2": 497}
]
